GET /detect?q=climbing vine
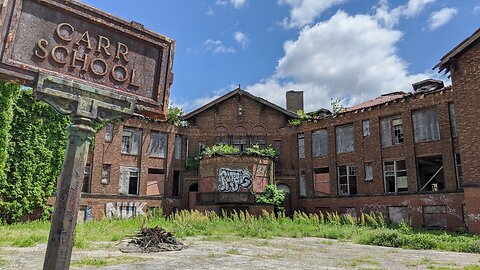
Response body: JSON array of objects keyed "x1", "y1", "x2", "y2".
[{"x1": 0, "y1": 85, "x2": 70, "y2": 223}]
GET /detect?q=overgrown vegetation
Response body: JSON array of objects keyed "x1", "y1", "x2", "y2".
[
  {"x1": 0, "y1": 85, "x2": 70, "y2": 223},
  {"x1": 167, "y1": 105, "x2": 186, "y2": 127},
  {"x1": 1, "y1": 210, "x2": 479, "y2": 254},
  {"x1": 245, "y1": 144, "x2": 276, "y2": 158},
  {"x1": 202, "y1": 144, "x2": 276, "y2": 158},
  {"x1": 256, "y1": 184, "x2": 286, "y2": 213},
  {"x1": 330, "y1": 97, "x2": 345, "y2": 115},
  {"x1": 288, "y1": 109, "x2": 311, "y2": 126}
]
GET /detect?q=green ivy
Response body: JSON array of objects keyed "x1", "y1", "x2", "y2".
[
  {"x1": 0, "y1": 85, "x2": 70, "y2": 223},
  {"x1": 203, "y1": 144, "x2": 239, "y2": 157},
  {"x1": 245, "y1": 144, "x2": 276, "y2": 158}
]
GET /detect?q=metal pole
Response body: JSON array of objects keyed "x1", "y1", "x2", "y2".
[{"x1": 43, "y1": 116, "x2": 95, "y2": 270}]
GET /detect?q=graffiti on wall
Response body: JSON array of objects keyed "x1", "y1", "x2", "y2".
[
  {"x1": 218, "y1": 168, "x2": 252, "y2": 192},
  {"x1": 105, "y1": 202, "x2": 146, "y2": 219}
]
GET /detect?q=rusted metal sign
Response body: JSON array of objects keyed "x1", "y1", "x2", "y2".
[{"x1": 0, "y1": 0, "x2": 175, "y2": 119}]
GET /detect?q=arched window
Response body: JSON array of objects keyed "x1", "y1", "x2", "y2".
[
  {"x1": 214, "y1": 126, "x2": 229, "y2": 145},
  {"x1": 232, "y1": 126, "x2": 247, "y2": 152},
  {"x1": 251, "y1": 125, "x2": 266, "y2": 149}
]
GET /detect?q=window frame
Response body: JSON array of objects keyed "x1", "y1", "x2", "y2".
[
  {"x1": 383, "y1": 160, "x2": 408, "y2": 193},
  {"x1": 148, "y1": 131, "x2": 168, "y2": 158},
  {"x1": 335, "y1": 124, "x2": 354, "y2": 153},
  {"x1": 337, "y1": 165, "x2": 357, "y2": 196},
  {"x1": 312, "y1": 129, "x2": 328, "y2": 157}
]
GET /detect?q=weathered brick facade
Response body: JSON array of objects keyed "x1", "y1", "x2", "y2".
[{"x1": 49, "y1": 28, "x2": 480, "y2": 233}]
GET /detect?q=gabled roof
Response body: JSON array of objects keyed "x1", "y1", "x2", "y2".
[
  {"x1": 435, "y1": 27, "x2": 480, "y2": 74},
  {"x1": 182, "y1": 87, "x2": 299, "y2": 120}
]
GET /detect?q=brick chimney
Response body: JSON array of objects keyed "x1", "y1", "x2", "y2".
[{"x1": 286, "y1": 90, "x2": 304, "y2": 112}]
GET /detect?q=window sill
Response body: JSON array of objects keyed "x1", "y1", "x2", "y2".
[
  {"x1": 381, "y1": 144, "x2": 404, "y2": 149},
  {"x1": 148, "y1": 155, "x2": 167, "y2": 159},
  {"x1": 121, "y1": 153, "x2": 140, "y2": 157}
]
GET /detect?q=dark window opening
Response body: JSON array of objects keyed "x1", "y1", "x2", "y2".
[
  {"x1": 82, "y1": 164, "x2": 91, "y2": 193},
  {"x1": 418, "y1": 156, "x2": 445, "y2": 192},
  {"x1": 173, "y1": 170, "x2": 180, "y2": 197}
]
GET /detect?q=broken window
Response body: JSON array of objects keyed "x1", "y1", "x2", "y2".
[
  {"x1": 299, "y1": 171, "x2": 306, "y2": 198},
  {"x1": 418, "y1": 156, "x2": 445, "y2": 192},
  {"x1": 101, "y1": 164, "x2": 111, "y2": 185},
  {"x1": 384, "y1": 160, "x2": 408, "y2": 193},
  {"x1": 312, "y1": 129, "x2": 328, "y2": 157},
  {"x1": 336, "y1": 124, "x2": 354, "y2": 153},
  {"x1": 148, "y1": 131, "x2": 167, "y2": 158},
  {"x1": 314, "y1": 168, "x2": 330, "y2": 196},
  {"x1": 251, "y1": 126, "x2": 266, "y2": 149},
  {"x1": 119, "y1": 166, "x2": 139, "y2": 195},
  {"x1": 174, "y1": 135, "x2": 182, "y2": 160},
  {"x1": 412, "y1": 108, "x2": 440, "y2": 142},
  {"x1": 82, "y1": 164, "x2": 91, "y2": 193},
  {"x1": 362, "y1": 120, "x2": 370, "y2": 137},
  {"x1": 338, "y1": 165, "x2": 357, "y2": 195},
  {"x1": 455, "y1": 153, "x2": 463, "y2": 189},
  {"x1": 298, "y1": 133, "x2": 305, "y2": 158},
  {"x1": 104, "y1": 124, "x2": 114, "y2": 142},
  {"x1": 198, "y1": 141, "x2": 206, "y2": 154},
  {"x1": 147, "y1": 168, "x2": 165, "y2": 196},
  {"x1": 172, "y1": 170, "x2": 180, "y2": 197},
  {"x1": 233, "y1": 126, "x2": 247, "y2": 152},
  {"x1": 449, "y1": 103, "x2": 457, "y2": 138},
  {"x1": 380, "y1": 115, "x2": 404, "y2": 147},
  {"x1": 214, "y1": 126, "x2": 229, "y2": 145},
  {"x1": 423, "y1": 205, "x2": 447, "y2": 229},
  {"x1": 273, "y1": 140, "x2": 281, "y2": 156},
  {"x1": 121, "y1": 127, "x2": 142, "y2": 155},
  {"x1": 364, "y1": 163, "x2": 373, "y2": 182}
]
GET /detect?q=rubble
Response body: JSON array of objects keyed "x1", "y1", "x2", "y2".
[{"x1": 120, "y1": 226, "x2": 186, "y2": 253}]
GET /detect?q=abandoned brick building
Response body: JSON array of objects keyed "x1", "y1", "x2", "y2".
[{"x1": 58, "y1": 28, "x2": 480, "y2": 233}]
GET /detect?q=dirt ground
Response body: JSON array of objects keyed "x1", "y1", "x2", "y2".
[{"x1": 1, "y1": 237, "x2": 480, "y2": 270}]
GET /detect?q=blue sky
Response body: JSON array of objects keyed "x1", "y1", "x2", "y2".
[{"x1": 81, "y1": 0, "x2": 479, "y2": 113}]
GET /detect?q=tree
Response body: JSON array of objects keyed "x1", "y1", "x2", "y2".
[
  {"x1": 0, "y1": 86, "x2": 70, "y2": 223},
  {"x1": 167, "y1": 105, "x2": 185, "y2": 127},
  {"x1": 330, "y1": 97, "x2": 345, "y2": 115}
]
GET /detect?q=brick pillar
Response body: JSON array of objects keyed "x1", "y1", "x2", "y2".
[{"x1": 286, "y1": 91, "x2": 304, "y2": 112}]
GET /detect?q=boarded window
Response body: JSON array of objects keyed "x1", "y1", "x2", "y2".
[
  {"x1": 148, "y1": 131, "x2": 167, "y2": 158},
  {"x1": 101, "y1": 164, "x2": 111, "y2": 185},
  {"x1": 384, "y1": 160, "x2": 407, "y2": 193},
  {"x1": 338, "y1": 165, "x2": 357, "y2": 195},
  {"x1": 423, "y1": 205, "x2": 447, "y2": 229},
  {"x1": 298, "y1": 133, "x2": 305, "y2": 158},
  {"x1": 336, "y1": 124, "x2": 354, "y2": 153},
  {"x1": 147, "y1": 168, "x2": 165, "y2": 196},
  {"x1": 104, "y1": 124, "x2": 114, "y2": 142},
  {"x1": 388, "y1": 206, "x2": 408, "y2": 225},
  {"x1": 273, "y1": 140, "x2": 281, "y2": 156},
  {"x1": 380, "y1": 115, "x2": 403, "y2": 147},
  {"x1": 412, "y1": 108, "x2": 440, "y2": 142},
  {"x1": 418, "y1": 156, "x2": 444, "y2": 192},
  {"x1": 364, "y1": 163, "x2": 373, "y2": 182},
  {"x1": 82, "y1": 164, "x2": 91, "y2": 193},
  {"x1": 119, "y1": 166, "x2": 139, "y2": 195},
  {"x1": 449, "y1": 103, "x2": 457, "y2": 138},
  {"x1": 174, "y1": 135, "x2": 182, "y2": 160},
  {"x1": 299, "y1": 171, "x2": 306, "y2": 197},
  {"x1": 312, "y1": 129, "x2": 328, "y2": 157},
  {"x1": 362, "y1": 120, "x2": 370, "y2": 137},
  {"x1": 121, "y1": 127, "x2": 142, "y2": 155},
  {"x1": 314, "y1": 168, "x2": 330, "y2": 196}
]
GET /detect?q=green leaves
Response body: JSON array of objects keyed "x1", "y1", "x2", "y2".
[
  {"x1": 256, "y1": 184, "x2": 286, "y2": 213},
  {"x1": 0, "y1": 85, "x2": 70, "y2": 223},
  {"x1": 203, "y1": 144, "x2": 239, "y2": 157}
]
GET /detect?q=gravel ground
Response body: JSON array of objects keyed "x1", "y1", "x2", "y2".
[{"x1": 1, "y1": 237, "x2": 480, "y2": 270}]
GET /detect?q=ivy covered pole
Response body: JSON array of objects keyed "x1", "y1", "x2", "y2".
[
  {"x1": 33, "y1": 74, "x2": 135, "y2": 270},
  {"x1": 43, "y1": 117, "x2": 94, "y2": 270}
]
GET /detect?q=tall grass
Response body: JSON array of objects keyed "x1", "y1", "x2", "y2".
[{"x1": 0, "y1": 210, "x2": 479, "y2": 254}]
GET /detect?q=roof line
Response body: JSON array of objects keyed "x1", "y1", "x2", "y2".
[
  {"x1": 435, "y1": 27, "x2": 480, "y2": 73},
  {"x1": 182, "y1": 87, "x2": 299, "y2": 120}
]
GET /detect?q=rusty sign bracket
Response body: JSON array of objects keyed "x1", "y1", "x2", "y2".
[{"x1": 35, "y1": 74, "x2": 136, "y2": 270}]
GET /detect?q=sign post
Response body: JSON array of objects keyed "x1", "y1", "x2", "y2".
[{"x1": 0, "y1": 0, "x2": 175, "y2": 269}]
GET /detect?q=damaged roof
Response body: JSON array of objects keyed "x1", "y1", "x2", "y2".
[
  {"x1": 435, "y1": 27, "x2": 480, "y2": 74},
  {"x1": 343, "y1": 91, "x2": 407, "y2": 113},
  {"x1": 182, "y1": 87, "x2": 299, "y2": 120}
]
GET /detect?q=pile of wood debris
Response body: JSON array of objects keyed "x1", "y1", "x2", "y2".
[{"x1": 120, "y1": 226, "x2": 186, "y2": 253}]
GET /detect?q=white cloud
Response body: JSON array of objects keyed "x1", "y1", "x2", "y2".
[
  {"x1": 203, "y1": 39, "x2": 236, "y2": 54},
  {"x1": 374, "y1": 0, "x2": 436, "y2": 28},
  {"x1": 234, "y1": 31, "x2": 250, "y2": 48},
  {"x1": 428, "y1": 7, "x2": 457, "y2": 30},
  {"x1": 246, "y1": 11, "x2": 433, "y2": 112},
  {"x1": 474, "y1": 6, "x2": 480, "y2": 15},
  {"x1": 206, "y1": 8, "x2": 215, "y2": 16},
  {"x1": 216, "y1": 0, "x2": 246, "y2": 9},
  {"x1": 279, "y1": 0, "x2": 347, "y2": 28}
]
